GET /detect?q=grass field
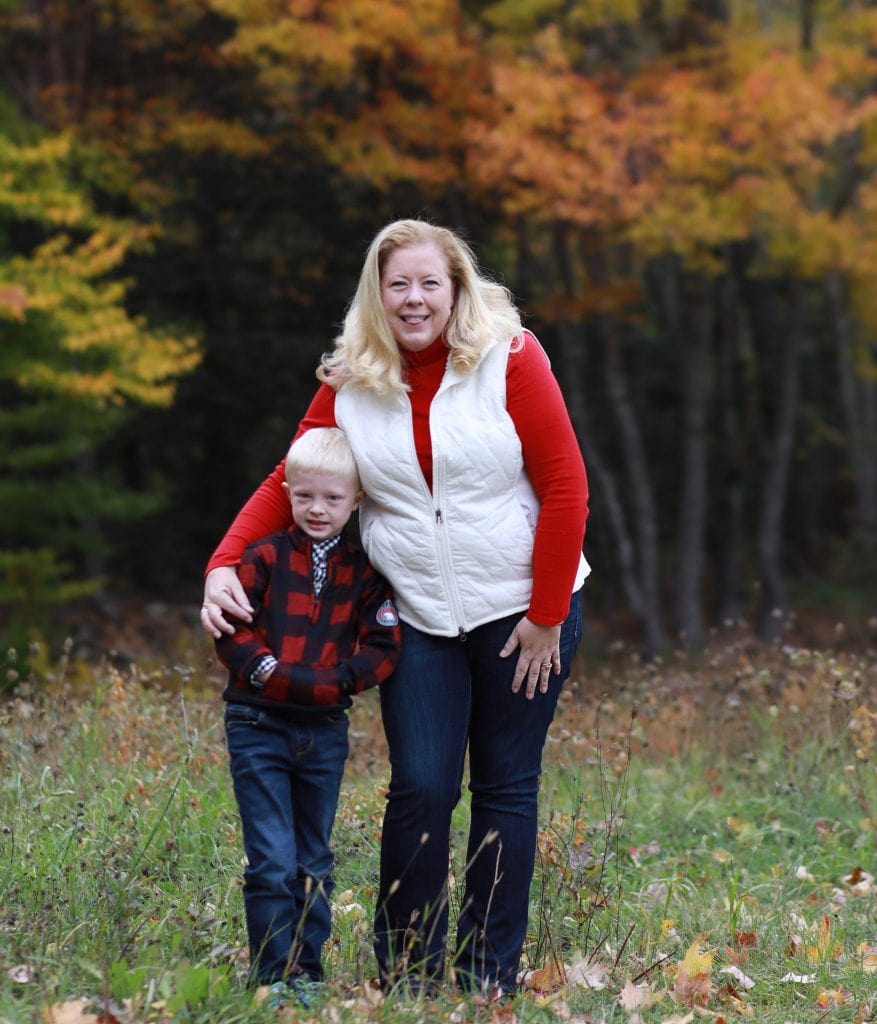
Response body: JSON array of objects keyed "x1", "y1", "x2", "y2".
[{"x1": 0, "y1": 629, "x2": 874, "y2": 1023}]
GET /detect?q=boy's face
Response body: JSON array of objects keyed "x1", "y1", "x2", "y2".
[{"x1": 284, "y1": 470, "x2": 364, "y2": 541}]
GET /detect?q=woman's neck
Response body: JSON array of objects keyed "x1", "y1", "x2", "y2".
[{"x1": 400, "y1": 335, "x2": 448, "y2": 369}]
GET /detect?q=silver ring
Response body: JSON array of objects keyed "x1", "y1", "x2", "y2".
[{"x1": 542, "y1": 661, "x2": 551, "y2": 670}]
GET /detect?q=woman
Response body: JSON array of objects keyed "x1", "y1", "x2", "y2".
[{"x1": 201, "y1": 219, "x2": 590, "y2": 997}]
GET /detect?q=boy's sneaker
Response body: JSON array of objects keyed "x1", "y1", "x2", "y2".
[
  {"x1": 265, "y1": 982, "x2": 289, "y2": 1009},
  {"x1": 288, "y1": 976, "x2": 324, "y2": 1009}
]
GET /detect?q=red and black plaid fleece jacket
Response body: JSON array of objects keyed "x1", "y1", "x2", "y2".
[{"x1": 215, "y1": 526, "x2": 401, "y2": 717}]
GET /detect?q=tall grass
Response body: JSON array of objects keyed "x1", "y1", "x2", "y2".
[{"x1": 0, "y1": 634, "x2": 874, "y2": 1022}]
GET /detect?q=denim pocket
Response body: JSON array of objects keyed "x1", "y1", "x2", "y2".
[
  {"x1": 323, "y1": 709, "x2": 350, "y2": 730},
  {"x1": 224, "y1": 703, "x2": 264, "y2": 728}
]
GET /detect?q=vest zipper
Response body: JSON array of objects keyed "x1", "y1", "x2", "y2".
[{"x1": 431, "y1": 432, "x2": 468, "y2": 637}]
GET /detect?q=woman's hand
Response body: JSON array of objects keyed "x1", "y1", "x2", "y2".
[
  {"x1": 200, "y1": 566, "x2": 253, "y2": 638},
  {"x1": 500, "y1": 616, "x2": 561, "y2": 699}
]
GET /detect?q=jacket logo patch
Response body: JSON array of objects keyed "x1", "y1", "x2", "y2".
[{"x1": 376, "y1": 599, "x2": 399, "y2": 627}]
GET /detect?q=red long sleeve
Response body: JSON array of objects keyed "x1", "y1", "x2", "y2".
[
  {"x1": 507, "y1": 334, "x2": 589, "y2": 624},
  {"x1": 206, "y1": 335, "x2": 588, "y2": 623}
]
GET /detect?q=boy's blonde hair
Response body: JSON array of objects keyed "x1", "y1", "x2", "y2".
[
  {"x1": 285, "y1": 428, "x2": 361, "y2": 489},
  {"x1": 318, "y1": 219, "x2": 523, "y2": 395}
]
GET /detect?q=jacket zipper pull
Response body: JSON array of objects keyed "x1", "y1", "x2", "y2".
[
  {"x1": 458, "y1": 627, "x2": 467, "y2": 643},
  {"x1": 435, "y1": 508, "x2": 443, "y2": 524}
]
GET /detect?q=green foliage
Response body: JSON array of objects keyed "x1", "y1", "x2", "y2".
[{"x1": 0, "y1": 112, "x2": 200, "y2": 648}]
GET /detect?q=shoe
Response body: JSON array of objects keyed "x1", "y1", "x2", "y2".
[
  {"x1": 288, "y1": 976, "x2": 325, "y2": 1009},
  {"x1": 263, "y1": 977, "x2": 324, "y2": 1010},
  {"x1": 265, "y1": 982, "x2": 289, "y2": 1009}
]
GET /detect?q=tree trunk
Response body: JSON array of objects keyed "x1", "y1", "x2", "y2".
[
  {"x1": 555, "y1": 321, "x2": 646, "y2": 623},
  {"x1": 646, "y1": 257, "x2": 712, "y2": 648},
  {"x1": 800, "y1": 0, "x2": 815, "y2": 51},
  {"x1": 755, "y1": 279, "x2": 802, "y2": 640},
  {"x1": 675, "y1": 274, "x2": 713, "y2": 649},
  {"x1": 827, "y1": 270, "x2": 877, "y2": 551},
  {"x1": 715, "y1": 260, "x2": 746, "y2": 624},
  {"x1": 603, "y1": 319, "x2": 667, "y2": 655},
  {"x1": 545, "y1": 224, "x2": 650, "y2": 635},
  {"x1": 553, "y1": 225, "x2": 667, "y2": 655}
]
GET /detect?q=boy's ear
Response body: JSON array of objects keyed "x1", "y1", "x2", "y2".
[
  {"x1": 281, "y1": 481, "x2": 290, "y2": 495},
  {"x1": 353, "y1": 488, "x2": 366, "y2": 510}
]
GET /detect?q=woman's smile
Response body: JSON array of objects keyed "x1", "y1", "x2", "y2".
[{"x1": 381, "y1": 242, "x2": 454, "y2": 352}]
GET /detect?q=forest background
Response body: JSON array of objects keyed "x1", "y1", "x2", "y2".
[{"x1": 2, "y1": 0, "x2": 877, "y2": 667}]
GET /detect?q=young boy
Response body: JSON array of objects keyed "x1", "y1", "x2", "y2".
[{"x1": 214, "y1": 427, "x2": 401, "y2": 1000}]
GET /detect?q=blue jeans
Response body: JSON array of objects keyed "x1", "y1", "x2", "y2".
[
  {"x1": 224, "y1": 703, "x2": 349, "y2": 984},
  {"x1": 374, "y1": 591, "x2": 583, "y2": 993}
]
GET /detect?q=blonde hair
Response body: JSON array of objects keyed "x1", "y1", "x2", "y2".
[
  {"x1": 318, "y1": 220, "x2": 523, "y2": 394},
  {"x1": 284, "y1": 428, "x2": 361, "y2": 489}
]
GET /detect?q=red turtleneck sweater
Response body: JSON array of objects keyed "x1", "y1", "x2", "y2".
[{"x1": 207, "y1": 332, "x2": 588, "y2": 625}]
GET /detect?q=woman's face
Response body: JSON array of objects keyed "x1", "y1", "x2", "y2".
[{"x1": 380, "y1": 242, "x2": 455, "y2": 352}]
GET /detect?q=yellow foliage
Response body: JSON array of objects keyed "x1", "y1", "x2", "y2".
[
  {"x1": 805, "y1": 916, "x2": 843, "y2": 963},
  {"x1": 2, "y1": 130, "x2": 202, "y2": 410},
  {"x1": 679, "y1": 939, "x2": 715, "y2": 978}
]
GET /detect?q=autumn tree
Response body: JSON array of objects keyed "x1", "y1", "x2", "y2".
[
  {"x1": 1, "y1": 0, "x2": 875, "y2": 655},
  {"x1": 0, "y1": 111, "x2": 199, "y2": 650},
  {"x1": 468, "y1": 2, "x2": 877, "y2": 649}
]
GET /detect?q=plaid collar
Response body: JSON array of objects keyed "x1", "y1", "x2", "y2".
[{"x1": 311, "y1": 535, "x2": 341, "y2": 595}]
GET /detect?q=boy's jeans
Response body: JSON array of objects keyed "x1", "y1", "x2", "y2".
[{"x1": 224, "y1": 703, "x2": 349, "y2": 984}]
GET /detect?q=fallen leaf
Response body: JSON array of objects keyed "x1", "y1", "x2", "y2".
[
  {"x1": 8, "y1": 965, "x2": 33, "y2": 984},
  {"x1": 486, "y1": 1002, "x2": 518, "y2": 1024},
  {"x1": 41, "y1": 1001, "x2": 104, "y2": 1024},
  {"x1": 673, "y1": 970, "x2": 712, "y2": 1008},
  {"x1": 856, "y1": 942, "x2": 877, "y2": 972},
  {"x1": 645, "y1": 881, "x2": 669, "y2": 904},
  {"x1": 519, "y1": 958, "x2": 566, "y2": 994},
  {"x1": 339, "y1": 980, "x2": 384, "y2": 1012},
  {"x1": 567, "y1": 957, "x2": 610, "y2": 990},
  {"x1": 723, "y1": 992, "x2": 754, "y2": 1016},
  {"x1": 671, "y1": 940, "x2": 715, "y2": 1007},
  {"x1": 806, "y1": 916, "x2": 843, "y2": 962},
  {"x1": 681, "y1": 941, "x2": 715, "y2": 976},
  {"x1": 816, "y1": 987, "x2": 847, "y2": 1008},
  {"x1": 854, "y1": 1001, "x2": 874, "y2": 1024},
  {"x1": 725, "y1": 816, "x2": 753, "y2": 835},
  {"x1": 780, "y1": 972, "x2": 816, "y2": 983},
  {"x1": 844, "y1": 869, "x2": 874, "y2": 895},
  {"x1": 619, "y1": 980, "x2": 658, "y2": 1010},
  {"x1": 333, "y1": 901, "x2": 364, "y2": 917},
  {"x1": 719, "y1": 965, "x2": 755, "y2": 990}
]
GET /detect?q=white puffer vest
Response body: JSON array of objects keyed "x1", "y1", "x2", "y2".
[{"x1": 335, "y1": 338, "x2": 588, "y2": 636}]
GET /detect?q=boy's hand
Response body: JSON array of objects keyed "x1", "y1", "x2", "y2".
[{"x1": 201, "y1": 566, "x2": 253, "y2": 638}]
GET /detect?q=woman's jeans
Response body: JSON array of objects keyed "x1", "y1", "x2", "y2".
[
  {"x1": 374, "y1": 591, "x2": 583, "y2": 993},
  {"x1": 224, "y1": 703, "x2": 349, "y2": 984}
]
